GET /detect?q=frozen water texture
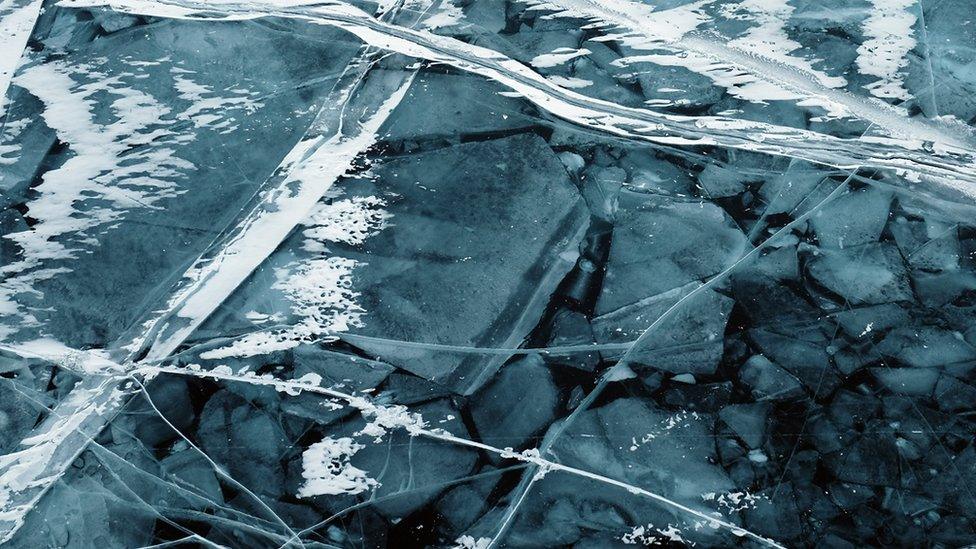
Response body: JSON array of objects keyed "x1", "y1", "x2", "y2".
[{"x1": 2, "y1": 0, "x2": 976, "y2": 547}]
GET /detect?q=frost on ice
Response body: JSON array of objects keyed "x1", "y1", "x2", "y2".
[
  {"x1": 2, "y1": 0, "x2": 976, "y2": 547},
  {"x1": 298, "y1": 436, "x2": 379, "y2": 497}
]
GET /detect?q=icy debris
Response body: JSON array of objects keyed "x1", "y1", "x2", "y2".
[
  {"x1": 719, "y1": 403, "x2": 770, "y2": 449},
  {"x1": 696, "y1": 164, "x2": 750, "y2": 198},
  {"x1": 337, "y1": 399, "x2": 478, "y2": 518},
  {"x1": 547, "y1": 308, "x2": 600, "y2": 371},
  {"x1": 740, "y1": 483, "x2": 806, "y2": 541},
  {"x1": 554, "y1": 398, "x2": 734, "y2": 505},
  {"x1": 890, "y1": 217, "x2": 961, "y2": 272},
  {"x1": 934, "y1": 375, "x2": 976, "y2": 413},
  {"x1": 339, "y1": 134, "x2": 588, "y2": 391},
  {"x1": 0, "y1": 377, "x2": 45, "y2": 454},
  {"x1": 871, "y1": 367, "x2": 939, "y2": 396},
  {"x1": 621, "y1": 523, "x2": 691, "y2": 546},
  {"x1": 593, "y1": 283, "x2": 733, "y2": 376},
  {"x1": 702, "y1": 490, "x2": 765, "y2": 513},
  {"x1": 581, "y1": 165, "x2": 624, "y2": 221},
  {"x1": 809, "y1": 187, "x2": 891, "y2": 249},
  {"x1": 628, "y1": 410, "x2": 702, "y2": 452},
  {"x1": 876, "y1": 325, "x2": 976, "y2": 368},
  {"x1": 292, "y1": 345, "x2": 394, "y2": 392},
  {"x1": 835, "y1": 303, "x2": 909, "y2": 339},
  {"x1": 758, "y1": 165, "x2": 831, "y2": 216},
  {"x1": 197, "y1": 390, "x2": 288, "y2": 496},
  {"x1": 298, "y1": 436, "x2": 379, "y2": 497}
]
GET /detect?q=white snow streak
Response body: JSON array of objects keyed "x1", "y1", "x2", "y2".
[
  {"x1": 531, "y1": 47, "x2": 591, "y2": 68},
  {"x1": 1, "y1": 60, "x2": 191, "y2": 339},
  {"x1": 302, "y1": 195, "x2": 390, "y2": 248},
  {"x1": 55, "y1": 0, "x2": 976, "y2": 190},
  {"x1": 0, "y1": 0, "x2": 43, "y2": 113},
  {"x1": 721, "y1": 0, "x2": 846, "y2": 97},
  {"x1": 171, "y1": 68, "x2": 262, "y2": 131},
  {"x1": 856, "y1": 0, "x2": 917, "y2": 101}
]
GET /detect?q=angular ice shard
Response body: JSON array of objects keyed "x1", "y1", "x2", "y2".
[{"x1": 332, "y1": 133, "x2": 588, "y2": 391}]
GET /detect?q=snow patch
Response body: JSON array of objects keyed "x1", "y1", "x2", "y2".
[
  {"x1": 622, "y1": 523, "x2": 692, "y2": 546},
  {"x1": 856, "y1": 0, "x2": 916, "y2": 101},
  {"x1": 545, "y1": 74, "x2": 593, "y2": 89},
  {"x1": 454, "y1": 536, "x2": 491, "y2": 549},
  {"x1": 298, "y1": 436, "x2": 379, "y2": 496},
  {"x1": 171, "y1": 68, "x2": 262, "y2": 132},
  {"x1": 531, "y1": 47, "x2": 591, "y2": 68},
  {"x1": 1, "y1": 60, "x2": 193, "y2": 339},
  {"x1": 303, "y1": 195, "x2": 391, "y2": 247},
  {"x1": 0, "y1": 0, "x2": 43, "y2": 114},
  {"x1": 725, "y1": 0, "x2": 844, "y2": 87}
]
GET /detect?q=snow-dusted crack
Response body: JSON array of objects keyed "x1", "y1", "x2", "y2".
[
  {"x1": 526, "y1": 0, "x2": 971, "y2": 147},
  {"x1": 0, "y1": 4, "x2": 427, "y2": 540},
  {"x1": 58, "y1": 0, "x2": 976, "y2": 198},
  {"x1": 124, "y1": 72, "x2": 413, "y2": 363},
  {"x1": 133, "y1": 363, "x2": 786, "y2": 549}
]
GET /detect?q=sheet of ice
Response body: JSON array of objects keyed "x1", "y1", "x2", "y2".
[
  {"x1": 1, "y1": 60, "x2": 190, "y2": 339},
  {"x1": 0, "y1": 0, "x2": 43, "y2": 112},
  {"x1": 128, "y1": 67, "x2": 414, "y2": 363},
  {"x1": 4, "y1": 1, "x2": 976, "y2": 547},
  {"x1": 0, "y1": 0, "x2": 422, "y2": 540}
]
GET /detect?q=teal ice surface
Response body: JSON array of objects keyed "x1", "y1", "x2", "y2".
[{"x1": 2, "y1": 0, "x2": 976, "y2": 547}]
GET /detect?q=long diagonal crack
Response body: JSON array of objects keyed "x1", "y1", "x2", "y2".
[{"x1": 134, "y1": 364, "x2": 788, "y2": 549}]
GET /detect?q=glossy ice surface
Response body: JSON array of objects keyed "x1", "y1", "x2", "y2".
[{"x1": 2, "y1": 0, "x2": 976, "y2": 546}]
